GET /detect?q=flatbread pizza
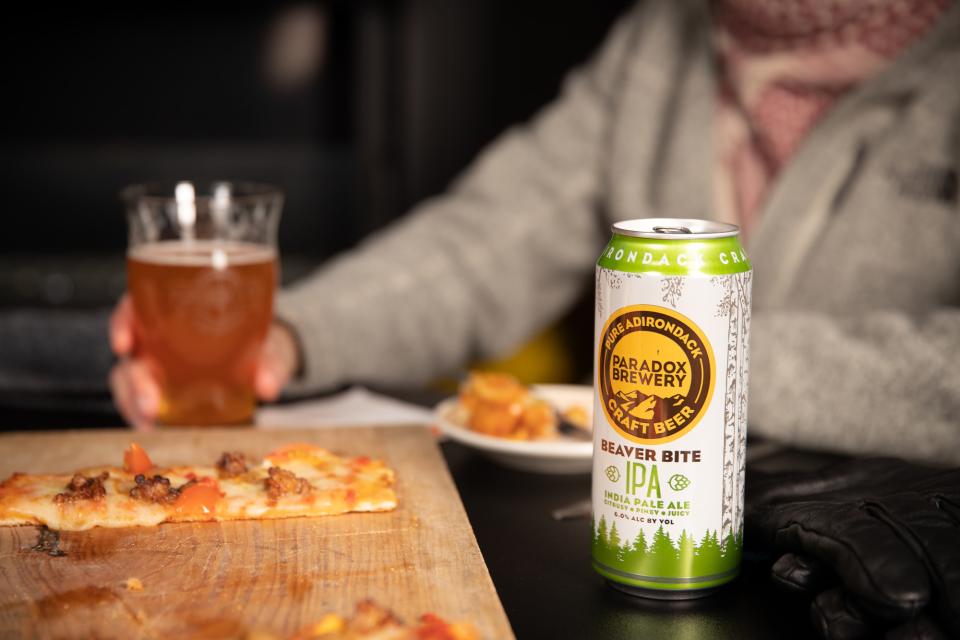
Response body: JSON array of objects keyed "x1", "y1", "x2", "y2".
[{"x1": 0, "y1": 442, "x2": 396, "y2": 531}]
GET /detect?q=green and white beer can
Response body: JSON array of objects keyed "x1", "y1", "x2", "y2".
[{"x1": 591, "y1": 218, "x2": 752, "y2": 599}]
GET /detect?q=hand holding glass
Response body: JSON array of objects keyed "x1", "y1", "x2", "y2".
[{"x1": 123, "y1": 182, "x2": 282, "y2": 426}]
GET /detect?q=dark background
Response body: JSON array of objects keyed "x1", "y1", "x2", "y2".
[{"x1": 1, "y1": 0, "x2": 632, "y2": 310}]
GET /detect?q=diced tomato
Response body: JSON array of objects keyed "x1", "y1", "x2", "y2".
[
  {"x1": 350, "y1": 456, "x2": 373, "y2": 472},
  {"x1": 345, "y1": 488, "x2": 357, "y2": 505},
  {"x1": 123, "y1": 443, "x2": 153, "y2": 475},
  {"x1": 173, "y1": 482, "x2": 222, "y2": 517},
  {"x1": 421, "y1": 614, "x2": 443, "y2": 623},
  {"x1": 415, "y1": 613, "x2": 457, "y2": 640}
]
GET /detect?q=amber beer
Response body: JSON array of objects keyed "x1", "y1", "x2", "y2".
[{"x1": 127, "y1": 240, "x2": 277, "y2": 425}]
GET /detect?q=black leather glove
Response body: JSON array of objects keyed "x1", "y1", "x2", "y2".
[{"x1": 744, "y1": 458, "x2": 960, "y2": 640}]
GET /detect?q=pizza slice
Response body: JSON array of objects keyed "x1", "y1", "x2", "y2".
[
  {"x1": 0, "y1": 442, "x2": 396, "y2": 531},
  {"x1": 277, "y1": 600, "x2": 478, "y2": 640}
]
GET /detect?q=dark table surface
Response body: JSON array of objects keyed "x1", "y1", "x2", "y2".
[
  {"x1": 441, "y1": 440, "x2": 829, "y2": 640},
  {"x1": 0, "y1": 392, "x2": 834, "y2": 640}
]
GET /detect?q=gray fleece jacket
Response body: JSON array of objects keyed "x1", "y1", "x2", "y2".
[{"x1": 277, "y1": 1, "x2": 960, "y2": 464}]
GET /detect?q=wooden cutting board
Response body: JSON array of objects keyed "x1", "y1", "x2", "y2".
[{"x1": 0, "y1": 426, "x2": 514, "y2": 639}]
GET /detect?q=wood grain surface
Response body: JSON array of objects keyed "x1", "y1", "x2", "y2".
[{"x1": 0, "y1": 427, "x2": 513, "y2": 639}]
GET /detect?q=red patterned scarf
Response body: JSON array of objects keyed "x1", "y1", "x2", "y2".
[{"x1": 712, "y1": 0, "x2": 950, "y2": 238}]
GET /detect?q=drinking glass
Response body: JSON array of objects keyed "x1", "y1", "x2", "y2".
[{"x1": 122, "y1": 181, "x2": 282, "y2": 426}]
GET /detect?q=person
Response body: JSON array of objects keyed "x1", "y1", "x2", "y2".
[{"x1": 110, "y1": 0, "x2": 960, "y2": 464}]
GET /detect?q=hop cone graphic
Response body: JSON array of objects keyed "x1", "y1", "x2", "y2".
[
  {"x1": 605, "y1": 465, "x2": 620, "y2": 482},
  {"x1": 668, "y1": 474, "x2": 691, "y2": 491}
]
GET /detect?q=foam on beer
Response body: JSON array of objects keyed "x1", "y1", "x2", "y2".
[{"x1": 128, "y1": 240, "x2": 276, "y2": 267}]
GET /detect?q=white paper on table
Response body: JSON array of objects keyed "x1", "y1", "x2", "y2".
[{"x1": 256, "y1": 386, "x2": 435, "y2": 429}]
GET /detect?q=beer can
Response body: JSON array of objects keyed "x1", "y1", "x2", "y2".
[{"x1": 591, "y1": 218, "x2": 752, "y2": 599}]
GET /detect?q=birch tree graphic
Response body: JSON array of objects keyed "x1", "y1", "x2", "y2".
[
  {"x1": 712, "y1": 271, "x2": 752, "y2": 541},
  {"x1": 595, "y1": 269, "x2": 606, "y2": 316},
  {"x1": 660, "y1": 276, "x2": 685, "y2": 308},
  {"x1": 597, "y1": 268, "x2": 628, "y2": 317}
]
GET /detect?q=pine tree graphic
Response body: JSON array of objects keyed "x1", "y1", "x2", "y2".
[
  {"x1": 644, "y1": 525, "x2": 678, "y2": 576},
  {"x1": 609, "y1": 523, "x2": 622, "y2": 553},
  {"x1": 620, "y1": 529, "x2": 647, "y2": 565},
  {"x1": 592, "y1": 519, "x2": 743, "y2": 578},
  {"x1": 693, "y1": 530, "x2": 722, "y2": 576},
  {"x1": 676, "y1": 530, "x2": 695, "y2": 575}
]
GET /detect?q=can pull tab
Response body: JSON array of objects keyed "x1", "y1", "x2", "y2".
[{"x1": 652, "y1": 225, "x2": 692, "y2": 234}]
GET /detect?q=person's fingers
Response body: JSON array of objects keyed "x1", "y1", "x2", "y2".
[
  {"x1": 747, "y1": 501, "x2": 931, "y2": 620},
  {"x1": 109, "y1": 359, "x2": 160, "y2": 432},
  {"x1": 771, "y1": 553, "x2": 834, "y2": 594},
  {"x1": 255, "y1": 363, "x2": 283, "y2": 402},
  {"x1": 127, "y1": 360, "x2": 161, "y2": 420},
  {"x1": 255, "y1": 323, "x2": 299, "y2": 401},
  {"x1": 110, "y1": 363, "x2": 146, "y2": 431},
  {"x1": 110, "y1": 295, "x2": 135, "y2": 356},
  {"x1": 810, "y1": 587, "x2": 876, "y2": 640},
  {"x1": 255, "y1": 351, "x2": 292, "y2": 401}
]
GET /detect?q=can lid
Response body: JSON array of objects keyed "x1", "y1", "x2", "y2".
[{"x1": 612, "y1": 218, "x2": 739, "y2": 240}]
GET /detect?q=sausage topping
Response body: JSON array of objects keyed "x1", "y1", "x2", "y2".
[
  {"x1": 264, "y1": 466, "x2": 311, "y2": 501},
  {"x1": 54, "y1": 472, "x2": 109, "y2": 504},
  {"x1": 215, "y1": 452, "x2": 248, "y2": 478},
  {"x1": 129, "y1": 474, "x2": 181, "y2": 504}
]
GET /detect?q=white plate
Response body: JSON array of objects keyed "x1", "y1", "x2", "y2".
[{"x1": 434, "y1": 384, "x2": 593, "y2": 474}]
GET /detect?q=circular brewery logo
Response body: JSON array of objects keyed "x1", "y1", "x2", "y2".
[{"x1": 598, "y1": 304, "x2": 714, "y2": 444}]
